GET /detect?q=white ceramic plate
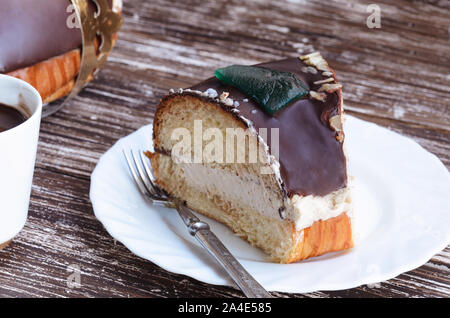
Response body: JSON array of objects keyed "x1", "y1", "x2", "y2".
[{"x1": 90, "y1": 115, "x2": 450, "y2": 293}]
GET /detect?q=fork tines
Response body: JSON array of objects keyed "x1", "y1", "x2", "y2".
[{"x1": 123, "y1": 149, "x2": 168, "y2": 206}]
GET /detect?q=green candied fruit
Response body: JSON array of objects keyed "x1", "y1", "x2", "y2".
[{"x1": 215, "y1": 65, "x2": 309, "y2": 115}]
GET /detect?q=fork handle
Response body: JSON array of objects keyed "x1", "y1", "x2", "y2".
[
  {"x1": 194, "y1": 229, "x2": 273, "y2": 298},
  {"x1": 176, "y1": 204, "x2": 273, "y2": 298}
]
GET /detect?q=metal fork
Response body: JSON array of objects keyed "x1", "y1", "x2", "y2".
[{"x1": 123, "y1": 149, "x2": 273, "y2": 298}]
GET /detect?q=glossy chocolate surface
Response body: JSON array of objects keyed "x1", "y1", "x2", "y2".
[
  {"x1": 0, "y1": 104, "x2": 27, "y2": 133},
  {"x1": 0, "y1": 0, "x2": 112, "y2": 73},
  {"x1": 191, "y1": 58, "x2": 347, "y2": 196},
  {"x1": 0, "y1": 0, "x2": 80, "y2": 73}
]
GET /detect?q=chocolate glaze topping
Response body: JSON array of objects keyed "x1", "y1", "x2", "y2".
[
  {"x1": 0, "y1": 0, "x2": 80, "y2": 73},
  {"x1": 0, "y1": 0, "x2": 112, "y2": 74},
  {"x1": 190, "y1": 58, "x2": 347, "y2": 197}
]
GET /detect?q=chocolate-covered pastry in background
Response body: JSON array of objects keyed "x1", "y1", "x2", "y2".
[{"x1": 0, "y1": 0, "x2": 121, "y2": 104}]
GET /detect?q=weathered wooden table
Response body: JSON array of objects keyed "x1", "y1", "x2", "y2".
[{"x1": 0, "y1": 0, "x2": 449, "y2": 298}]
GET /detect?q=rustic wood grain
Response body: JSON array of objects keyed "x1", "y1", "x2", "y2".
[{"x1": 0, "y1": 0, "x2": 449, "y2": 298}]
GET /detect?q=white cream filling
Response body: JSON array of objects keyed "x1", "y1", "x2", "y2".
[
  {"x1": 287, "y1": 187, "x2": 352, "y2": 231},
  {"x1": 178, "y1": 161, "x2": 352, "y2": 231},
  {"x1": 179, "y1": 163, "x2": 281, "y2": 219}
]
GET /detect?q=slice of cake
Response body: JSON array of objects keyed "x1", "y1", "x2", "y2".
[{"x1": 149, "y1": 52, "x2": 353, "y2": 263}]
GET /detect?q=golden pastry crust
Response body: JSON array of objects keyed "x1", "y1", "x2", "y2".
[
  {"x1": 0, "y1": 240, "x2": 11, "y2": 250},
  {"x1": 7, "y1": 49, "x2": 81, "y2": 104},
  {"x1": 285, "y1": 213, "x2": 353, "y2": 263}
]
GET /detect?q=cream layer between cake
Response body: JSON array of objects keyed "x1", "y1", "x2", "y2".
[{"x1": 176, "y1": 159, "x2": 352, "y2": 231}]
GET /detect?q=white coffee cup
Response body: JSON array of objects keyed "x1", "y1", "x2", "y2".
[{"x1": 0, "y1": 75, "x2": 42, "y2": 247}]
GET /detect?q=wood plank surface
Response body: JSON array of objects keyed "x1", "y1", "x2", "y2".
[{"x1": 0, "y1": 0, "x2": 449, "y2": 298}]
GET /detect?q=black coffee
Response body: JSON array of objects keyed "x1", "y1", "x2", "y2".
[{"x1": 0, "y1": 103, "x2": 28, "y2": 133}]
